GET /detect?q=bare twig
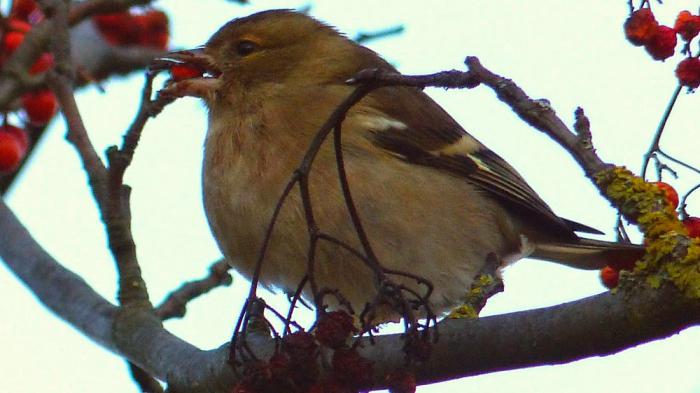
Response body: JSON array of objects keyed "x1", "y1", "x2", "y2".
[
  {"x1": 155, "y1": 260, "x2": 233, "y2": 320},
  {"x1": 640, "y1": 84, "x2": 683, "y2": 180},
  {"x1": 46, "y1": 0, "x2": 155, "y2": 309},
  {"x1": 349, "y1": 67, "x2": 479, "y2": 89},
  {"x1": 48, "y1": 68, "x2": 109, "y2": 203},
  {"x1": 462, "y1": 56, "x2": 609, "y2": 176},
  {"x1": 354, "y1": 25, "x2": 405, "y2": 44},
  {"x1": 656, "y1": 150, "x2": 700, "y2": 176},
  {"x1": 680, "y1": 184, "x2": 700, "y2": 219}
]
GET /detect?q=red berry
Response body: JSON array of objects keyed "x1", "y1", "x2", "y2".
[
  {"x1": 268, "y1": 352, "x2": 289, "y2": 370},
  {"x1": 315, "y1": 311, "x2": 356, "y2": 348},
  {"x1": 231, "y1": 382, "x2": 257, "y2": 393},
  {"x1": 308, "y1": 378, "x2": 353, "y2": 393},
  {"x1": 138, "y1": 10, "x2": 169, "y2": 49},
  {"x1": 29, "y1": 52, "x2": 54, "y2": 74},
  {"x1": 652, "y1": 181, "x2": 679, "y2": 209},
  {"x1": 609, "y1": 256, "x2": 637, "y2": 271},
  {"x1": 10, "y1": 0, "x2": 39, "y2": 21},
  {"x1": 170, "y1": 64, "x2": 204, "y2": 81},
  {"x1": 281, "y1": 330, "x2": 319, "y2": 388},
  {"x1": 94, "y1": 9, "x2": 169, "y2": 49},
  {"x1": 674, "y1": 11, "x2": 700, "y2": 41},
  {"x1": 683, "y1": 217, "x2": 700, "y2": 238},
  {"x1": 2, "y1": 31, "x2": 25, "y2": 54},
  {"x1": 7, "y1": 19, "x2": 32, "y2": 34},
  {"x1": 22, "y1": 89, "x2": 58, "y2": 126},
  {"x1": 0, "y1": 124, "x2": 28, "y2": 152},
  {"x1": 148, "y1": 32, "x2": 168, "y2": 50},
  {"x1": 93, "y1": 12, "x2": 128, "y2": 31},
  {"x1": 142, "y1": 10, "x2": 169, "y2": 30},
  {"x1": 93, "y1": 12, "x2": 139, "y2": 46},
  {"x1": 386, "y1": 370, "x2": 417, "y2": 393},
  {"x1": 644, "y1": 25, "x2": 677, "y2": 61},
  {"x1": 624, "y1": 9, "x2": 658, "y2": 46},
  {"x1": 0, "y1": 132, "x2": 25, "y2": 173},
  {"x1": 331, "y1": 347, "x2": 373, "y2": 389},
  {"x1": 282, "y1": 331, "x2": 318, "y2": 361},
  {"x1": 600, "y1": 266, "x2": 619, "y2": 289},
  {"x1": 676, "y1": 57, "x2": 700, "y2": 88}
]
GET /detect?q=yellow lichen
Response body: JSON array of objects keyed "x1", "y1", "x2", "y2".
[
  {"x1": 448, "y1": 304, "x2": 478, "y2": 319},
  {"x1": 593, "y1": 166, "x2": 700, "y2": 298},
  {"x1": 452, "y1": 273, "x2": 499, "y2": 319}
]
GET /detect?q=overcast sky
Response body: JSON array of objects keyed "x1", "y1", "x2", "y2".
[{"x1": 2, "y1": 1, "x2": 700, "y2": 392}]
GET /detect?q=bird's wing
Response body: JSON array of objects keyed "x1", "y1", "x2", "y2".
[{"x1": 357, "y1": 85, "x2": 593, "y2": 240}]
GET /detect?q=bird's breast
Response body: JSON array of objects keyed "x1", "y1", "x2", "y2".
[{"x1": 200, "y1": 103, "x2": 525, "y2": 322}]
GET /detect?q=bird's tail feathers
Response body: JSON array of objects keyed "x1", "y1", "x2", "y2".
[{"x1": 531, "y1": 238, "x2": 644, "y2": 270}]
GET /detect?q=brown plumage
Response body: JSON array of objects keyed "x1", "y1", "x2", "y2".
[{"x1": 164, "y1": 10, "x2": 642, "y2": 322}]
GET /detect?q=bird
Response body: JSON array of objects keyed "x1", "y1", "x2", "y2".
[{"x1": 160, "y1": 9, "x2": 642, "y2": 323}]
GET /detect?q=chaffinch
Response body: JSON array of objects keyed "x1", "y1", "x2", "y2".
[{"x1": 162, "y1": 9, "x2": 641, "y2": 322}]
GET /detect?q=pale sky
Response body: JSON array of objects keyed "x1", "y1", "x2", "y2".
[{"x1": 2, "y1": 1, "x2": 699, "y2": 392}]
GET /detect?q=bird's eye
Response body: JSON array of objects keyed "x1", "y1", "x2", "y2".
[{"x1": 235, "y1": 40, "x2": 258, "y2": 56}]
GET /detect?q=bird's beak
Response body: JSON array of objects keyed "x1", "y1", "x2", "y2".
[
  {"x1": 151, "y1": 46, "x2": 222, "y2": 77},
  {"x1": 150, "y1": 47, "x2": 222, "y2": 100}
]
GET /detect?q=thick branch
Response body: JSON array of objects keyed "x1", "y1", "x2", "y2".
[
  {"x1": 0, "y1": 201, "x2": 117, "y2": 350},
  {"x1": 2, "y1": 199, "x2": 699, "y2": 392}
]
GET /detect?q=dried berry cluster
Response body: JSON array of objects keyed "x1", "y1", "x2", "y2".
[
  {"x1": 231, "y1": 310, "x2": 417, "y2": 393},
  {"x1": 624, "y1": 7, "x2": 700, "y2": 88},
  {"x1": 600, "y1": 181, "x2": 700, "y2": 289}
]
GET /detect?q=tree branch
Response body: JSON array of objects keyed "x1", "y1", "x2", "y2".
[{"x1": 2, "y1": 197, "x2": 700, "y2": 391}]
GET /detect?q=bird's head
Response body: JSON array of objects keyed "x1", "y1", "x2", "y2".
[{"x1": 158, "y1": 10, "x2": 393, "y2": 100}]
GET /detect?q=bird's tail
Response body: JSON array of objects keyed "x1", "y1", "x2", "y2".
[{"x1": 531, "y1": 238, "x2": 645, "y2": 270}]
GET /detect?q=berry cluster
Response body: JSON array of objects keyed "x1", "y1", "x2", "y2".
[
  {"x1": 0, "y1": 2, "x2": 172, "y2": 176},
  {"x1": 231, "y1": 310, "x2": 415, "y2": 393},
  {"x1": 624, "y1": 7, "x2": 700, "y2": 88},
  {"x1": 93, "y1": 9, "x2": 169, "y2": 49},
  {"x1": 0, "y1": 0, "x2": 59, "y2": 174},
  {"x1": 600, "y1": 181, "x2": 700, "y2": 289}
]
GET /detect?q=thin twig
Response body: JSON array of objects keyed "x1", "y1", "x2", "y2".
[
  {"x1": 283, "y1": 275, "x2": 308, "y2": 336},
  {"x1": 354, "y1": 25, "x2": 405, "y2": 44},
  {"x1": 656, "y1": 150, "x2": 700, "y2": 176},
  {"x1": 640, "y1": 84, "x2": 682, "y2": 179},
  {"x1": 155, "y1": 260, "x2": 232, "y2": 320},
  {"x1": 229, "y1": 175, "x2": 300, "y2": 363},
  {"x1": 680, "y1": 183, "x2": 700, "y2": 219}
]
